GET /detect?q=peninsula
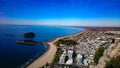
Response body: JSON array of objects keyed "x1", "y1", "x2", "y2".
[{"x1": 27, "y1": 27, "x2": 120, "y2": 68}]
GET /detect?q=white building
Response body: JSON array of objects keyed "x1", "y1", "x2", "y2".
[
  {"x1": 59, "y1": 54, "x2": 65, "y2": 64},
  {"x1": 83, "y1": 59, "x2": 89, "y2": 66},
  {"x1": 66, "y1": 58, "x2": 73, "y2": 65},
  {"x1": 68, "y1": 50, "x2": 73, "y2": 59},
  {"x1": 76, "y1": 54, "x2": 83, "y2": 65}
]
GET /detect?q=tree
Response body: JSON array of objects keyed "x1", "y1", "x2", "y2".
[{"x1": 55, "y1": 39, "x2": 77, "y2": 46}]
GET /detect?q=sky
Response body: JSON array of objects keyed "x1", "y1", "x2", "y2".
[{"x1": 0, "y1": 0, "x2": 120, "y2": 26}]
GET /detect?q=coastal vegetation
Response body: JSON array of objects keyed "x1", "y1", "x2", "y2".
[
  {"x1": 94, "y1": 46, "x2": 104, "y2": 64},
  {"x1": 55, "y1": 39, "x2": 77, "y2": 46},
  {"x1": 105, "y1": 55, "x2": 120, "y2": 68},
  {"x1": 52, "y1": 48, "x2": 62, "y2": 64}
]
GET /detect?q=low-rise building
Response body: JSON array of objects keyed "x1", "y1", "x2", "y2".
[
  {"x1": 59, "y1": 54, "x2": 65, "y2": 64},
  {"x1": 76, "y1": 54, "x2": 83, "y2": 65}
]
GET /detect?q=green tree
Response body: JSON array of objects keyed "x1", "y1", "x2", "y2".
[
  {"x1": 55, "y1": 39, "x2": 77, "y2": 46},
  {"x1": 64, "y1": 40, "x2": 77, "y2": 45}
]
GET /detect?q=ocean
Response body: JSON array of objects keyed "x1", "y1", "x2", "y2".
[{"x1": 0, "y1": 25, "x2": 84, "y2": 68}]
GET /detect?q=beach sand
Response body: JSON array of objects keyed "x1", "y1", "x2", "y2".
[
  {"x1": 27, "y1": 41, "x2": 57, "y2": 68},
  {"x1": 27, "y1": 36, "x2": 68, "y2": 68},
  {"x1": 27, "y1": 30, "x2": 85, "y2": 68}
]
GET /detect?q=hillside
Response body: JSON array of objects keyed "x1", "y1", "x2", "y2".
[{"x1": 90, "y1": 41, "x2": 120, "y2": 68}]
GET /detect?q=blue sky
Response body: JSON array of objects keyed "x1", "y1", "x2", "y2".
[{"x1": 0, "y1": 0, "x2": 120, "y2": 26}]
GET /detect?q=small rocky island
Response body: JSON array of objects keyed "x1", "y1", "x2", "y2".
[
  {"x1": 17, "y1": 32, "x2": 42, "y2": 45},
  {"x1": 17, "y1": 40, "x2": 41, "y2": 45},
  {"x1": 24, "y1": 32, "x2": 35, "y2": 38}
]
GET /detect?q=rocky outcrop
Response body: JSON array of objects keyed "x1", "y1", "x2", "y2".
[{"x1": 17, "y1": 40, "x2": 41, "y2": 45}]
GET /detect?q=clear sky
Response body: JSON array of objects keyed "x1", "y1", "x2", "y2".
[{"x1": 0, "y1": 0, "x2": 120, "y2": 26}]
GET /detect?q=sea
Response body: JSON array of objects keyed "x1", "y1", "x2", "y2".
[{"x1": 0, "y1": 25, "x2": 84, "y2": 68}]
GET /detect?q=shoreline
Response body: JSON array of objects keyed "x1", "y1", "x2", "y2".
[
  {"x1": 27, "y1": 30, "x2": 86, "y2": 68},
  {"x1": 27, "y1": 40, "x2": 57, "y2": 68}
]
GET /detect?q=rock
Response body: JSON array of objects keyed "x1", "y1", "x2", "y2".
[{"x1": 24, "y1": 32, "x2": 35, "y2": 38}]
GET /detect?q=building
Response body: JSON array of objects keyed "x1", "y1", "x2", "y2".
[
  {"x1": 66, "y1": 58, "x2": 73, "y2": 65},
  {"x1": 68, "y1": 50, "x2": 73, "y2": 59},
  {"x1": 83, "y1": 59, "x2": 89, "y2": 66},
  {"x1": 59, "y1": 54, "x2": 65, "y2": 64},
  {"x1": 76, "y1": 54, "x2": 83, "y2": 65}
]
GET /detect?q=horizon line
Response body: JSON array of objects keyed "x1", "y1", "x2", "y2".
[{"x1": 0, "y1": 24, "x2": 120, "y2": 27}]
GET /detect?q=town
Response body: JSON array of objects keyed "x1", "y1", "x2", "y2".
[{"x1": 44, "y1": 29, "x2": 120, "y2": 68}]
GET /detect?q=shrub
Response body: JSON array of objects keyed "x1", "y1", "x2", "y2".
[
  {"x1": 52, "y1": 48, "x2": 62, "y2": 63},
  {"x1": 94, "y1": 46, "x2": 104, "y2": 64},
  {"x1": 105, "y1": 55, "x2": 120, "y2": 68}
]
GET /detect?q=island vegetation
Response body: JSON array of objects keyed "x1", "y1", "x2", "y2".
[
  {"x1": 17, "y1": 32, "x2": 42, "y2": 45},
  {"x1": 24, "y1": 32, "x2": 35, "y2": 38}
]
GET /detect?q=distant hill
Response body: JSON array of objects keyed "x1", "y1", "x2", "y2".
[{"x1": 74, "y1": 26, "x2": 120, "y2": 31}]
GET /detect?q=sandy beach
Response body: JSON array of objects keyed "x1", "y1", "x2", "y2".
[
  {"x1": 27, "y1": 30, "x2": 85, "y2": 68},
  {"x1": 27, "y1": 36, "x2": 69, "y2": 68},
  {"x1": 27, "y1": 41, "x2": 56, "y2": 68}
]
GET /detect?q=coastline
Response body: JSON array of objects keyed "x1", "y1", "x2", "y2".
[{"x1": 27, "y1": 29, "x2": 86, "y2": 68}]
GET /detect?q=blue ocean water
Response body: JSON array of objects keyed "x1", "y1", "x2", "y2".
[{"x1": 0, "y1": 25, "x2": 84, "y2": 68}]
